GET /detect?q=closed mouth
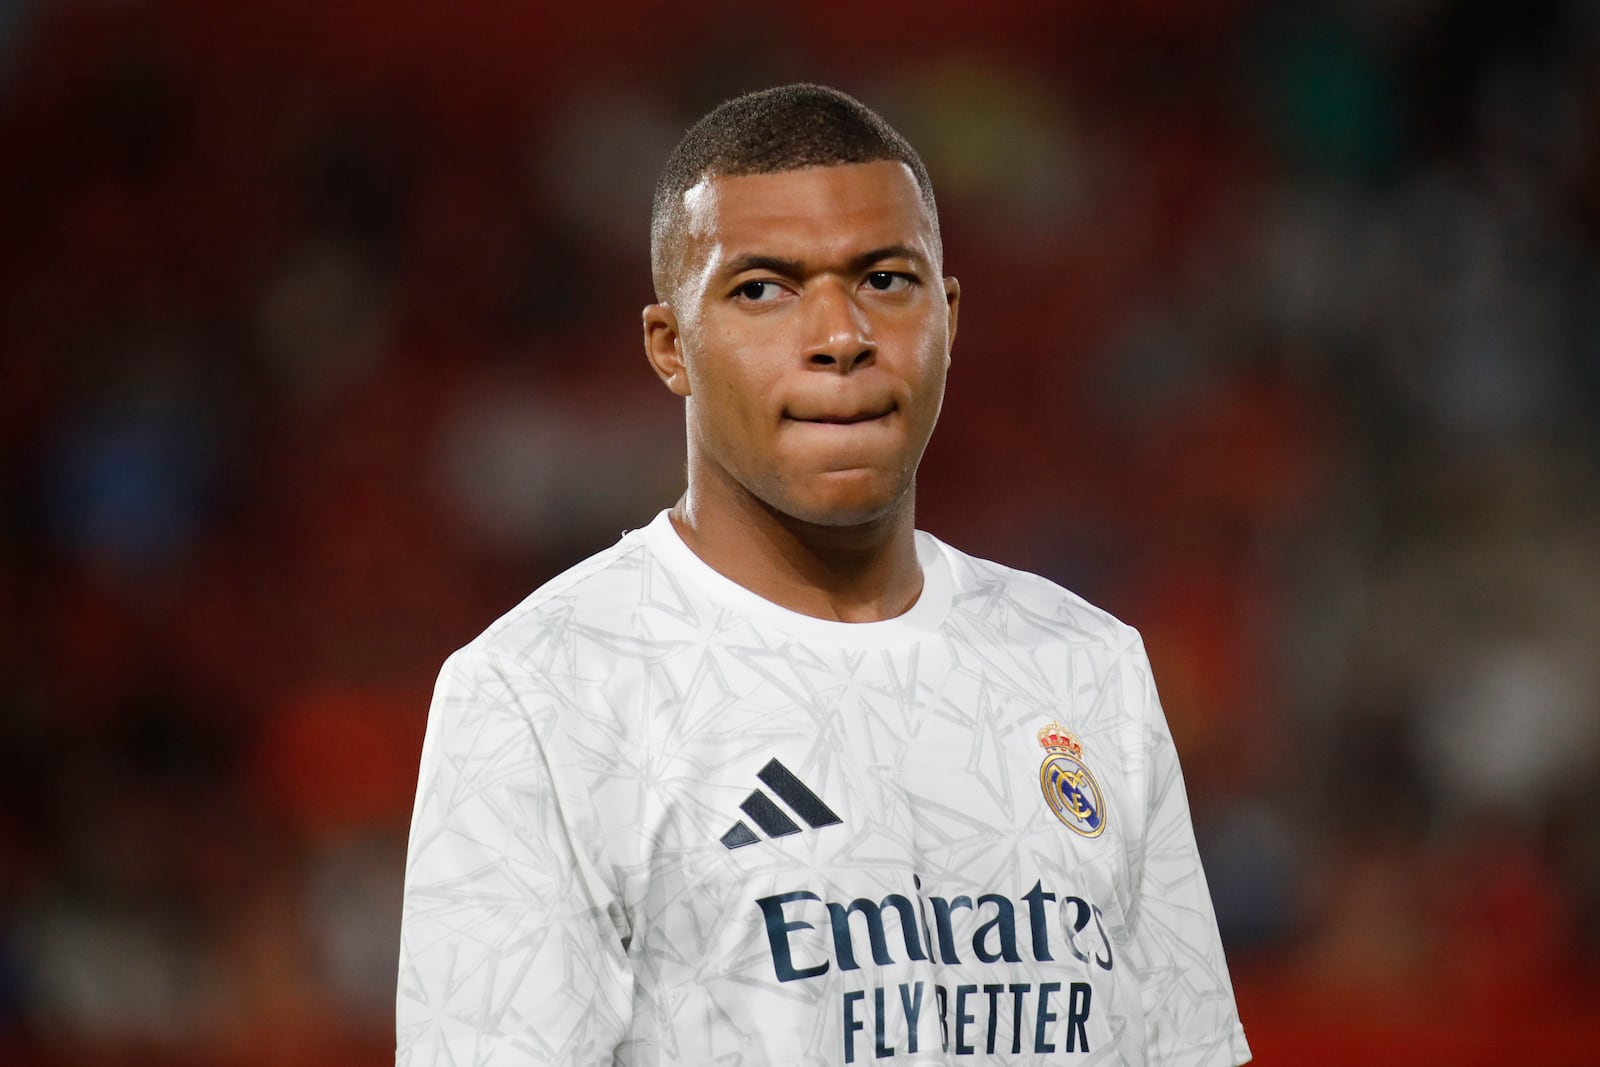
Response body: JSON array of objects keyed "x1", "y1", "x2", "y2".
[{"x1": 787, "y1": 406, "x2": 895, "y2": 425}]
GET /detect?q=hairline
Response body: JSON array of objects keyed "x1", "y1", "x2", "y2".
[{"x1": 651, "y1": 159, "x2": 942, "y2": 305}]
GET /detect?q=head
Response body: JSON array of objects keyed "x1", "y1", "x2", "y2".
[
  {"x1": 643, "y1": 84, "x2": 959, "y2": 531},
  {"x1": 650, "y1": 83, "x2": 942, "y2": 305}
]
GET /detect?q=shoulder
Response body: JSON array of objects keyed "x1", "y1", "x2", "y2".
[
  {"x1": 425, "y1": 523, "x2": 675, "y2": 754},
  {"x1": 455, "y1": 522, "x2": 665, "y2": 673},
  {"x1": 926, "y1": 533, "x2": 1146, "y2": 658}
]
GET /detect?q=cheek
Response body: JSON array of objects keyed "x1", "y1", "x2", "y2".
[
  {"x1": 911, "y1": 332, "x2": 951, "y2": 397},
  {"x1": 705, "y1": 341, "x2": 783, "y2": 414},
  {"x1": 688, "y1": 363, "x2": 774, "y2": 455}
]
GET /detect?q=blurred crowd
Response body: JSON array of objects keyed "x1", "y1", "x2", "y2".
[{"x1": 2, "y1": 1, "x2": 1598, "y2": 1063}]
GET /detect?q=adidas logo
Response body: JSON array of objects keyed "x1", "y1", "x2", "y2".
[{"x1": 721, "y1": 758, "x2": 842, "y2": 849}]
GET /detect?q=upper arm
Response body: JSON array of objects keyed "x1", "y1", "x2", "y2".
[
  {"x1": 396, "y1": 647, "x2": 633, "y2": 1066},
  {"x1": 1124, "y1": 637, "x2": 1253, "y2": 1067}
]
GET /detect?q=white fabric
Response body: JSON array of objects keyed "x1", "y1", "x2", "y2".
[{"x1": 397, "y1": 511, "x2": 1250, "y2": 1066}]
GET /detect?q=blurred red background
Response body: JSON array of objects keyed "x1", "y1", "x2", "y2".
[{"x1": 2, "y1": 1, "x2": 1599, "y2": 1063}]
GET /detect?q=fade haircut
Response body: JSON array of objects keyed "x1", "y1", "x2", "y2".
[{"x1": 649, "y1": 83, "x2": 940, "y2": 302}]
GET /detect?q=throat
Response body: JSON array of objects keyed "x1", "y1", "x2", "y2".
[{"x1": 668, "y1": 496, "x2": 923, "y2": 623}]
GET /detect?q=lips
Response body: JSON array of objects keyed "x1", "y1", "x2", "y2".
[
  {"x1": 784, "y1": 397, "x2": 897, "y2": 424},
  {"x1": 790, "y1": 408, "x2": 892, "y2": 425}
]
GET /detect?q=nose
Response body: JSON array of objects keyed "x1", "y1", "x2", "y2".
[{"x1": 803, "y1": 280, "x2": 875, "y2": 373}]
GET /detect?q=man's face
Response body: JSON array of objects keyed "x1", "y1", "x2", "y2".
[{"x1": 645, "y1": 160, "x2": 959, "y2": 528}]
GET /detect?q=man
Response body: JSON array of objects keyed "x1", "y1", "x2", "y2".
[{"x1": 397, "y1": 84, "x2": 1250, "y2": 1066}]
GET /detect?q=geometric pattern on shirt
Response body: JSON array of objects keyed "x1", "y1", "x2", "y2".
[{"x1": 396, "y1": 512, "x2": 1252, "y2": 1066}]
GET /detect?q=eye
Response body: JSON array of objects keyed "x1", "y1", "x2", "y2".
[
  {"x1": 864, "y1": 271, "x2": 913, "y2": 293},
  {"x1": 734, "y1": 279, "x2": 783, "y2": 302}
]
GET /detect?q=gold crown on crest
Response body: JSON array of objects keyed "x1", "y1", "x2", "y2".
[{"x1": 1037, "y1": 723, "x2": 1083, "y2": 757}]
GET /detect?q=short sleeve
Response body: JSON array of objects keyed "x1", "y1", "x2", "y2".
[
  {"x1": 396, "y1": 647, "x2": 633, "y2": 1066},
  {"x1": 1124, "y1": 638, "x2": 1252, "y2": 1067}
]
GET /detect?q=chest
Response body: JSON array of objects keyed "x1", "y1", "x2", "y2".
[{"x1": 597, "y1": 638, "x2": 1146, "y2": 926}]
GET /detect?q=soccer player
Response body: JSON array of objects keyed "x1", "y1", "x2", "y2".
[{"x1": 397, "y1": 84, "x2": 1251, "y2": 1066}]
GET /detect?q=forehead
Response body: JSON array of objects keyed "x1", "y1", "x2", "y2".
[{"x1": 680, "y1": 161, "x2": 937, "y2": 273}]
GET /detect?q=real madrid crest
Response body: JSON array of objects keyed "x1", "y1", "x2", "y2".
[{"x1": 1037, "y1": 722, "x2": 1107, "y2": 838}]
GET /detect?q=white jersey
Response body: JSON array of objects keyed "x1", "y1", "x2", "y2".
[{"x1": 397, "y1": 512, "x2": 1250, "y2": 1066}]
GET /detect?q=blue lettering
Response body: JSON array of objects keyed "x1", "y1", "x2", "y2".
[
  {"x1": 1061, "y1": 896, "x2": 1093, "y2": 965},
  {"x1": 828, "y1": 895, "x2": 928, "y2": 971},
  {"x1": 1091, "y1": 905, "x2": 1114, "y2": 971},
  {"x1": 954, "y1": 983, "x2": 977, "y2": 1054},
  {"x1": 756, "y1": 891, "x2": 829, "y2": 982},
  {"x1": 983, "y1": 983, "x2": 1004, "y2": 1054},
  {"x1": 843, "y1": 990, "x2": 865, "y2": 1064},
  {"x1": 912, "y1": 875, "x2": 936, "y2": 959},
  {"x1": 1065, "y1": 982, "x2": 1092, "y2": 1052},
  {"x1": 899, "y1": 982, "x2": 923, "y2": 1054},
  {"x1": 931, "y1": 894, "x2": 971, "y2": 964},
  {"x1": 1021, "y1": 881, "x2": 1055, "y2": 962},
  {"x1": 1008, "y1": 984, "x2": 1030, "y2": 1054},
  {"x1": 1035, "y1": 982, "x2": 1061, "y2": 1053},
  {"x1": 1060, "y1": 896, "x2": 1115, "y2": 972},
  {"x1": 874, "y1": 985, "x2": 894, "y2": 1058},
  {"x1": 973, "y1": 894, "x2": 1021, "y2": 963}
]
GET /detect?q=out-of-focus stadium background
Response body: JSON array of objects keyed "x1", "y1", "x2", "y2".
[{"x1": 2, "y1": 1, "x2": 1598, "y2": 1063}]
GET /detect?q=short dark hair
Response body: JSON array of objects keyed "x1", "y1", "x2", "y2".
[{"x1": 649, "y1": 83, "x2": 939, "y2": 302}]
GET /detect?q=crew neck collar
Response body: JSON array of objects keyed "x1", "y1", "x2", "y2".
[{"x1": 638, "y1": 510, "x2": 952, "y2": 647}]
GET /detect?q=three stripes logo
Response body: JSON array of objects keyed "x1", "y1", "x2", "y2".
[{"x1": 721, "y1": 758, "x2": 842, "y2": 849}]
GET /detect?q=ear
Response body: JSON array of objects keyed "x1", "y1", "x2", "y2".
[
  {"x1": 642, "y1": 303, "x2": 691, "y2": 397},
  {"x1": 942, "y1": 275, "x2": 961, "y2": 358}
]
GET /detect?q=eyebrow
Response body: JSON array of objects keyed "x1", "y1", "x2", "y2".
[{"x1": 719, "y1": 244, "x2": 929, "y2": 280}]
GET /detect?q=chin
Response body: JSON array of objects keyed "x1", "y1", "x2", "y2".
[
  {"x1": 776, "y1": 476, "x2": 912, "y2": 530},
  {"x1": 788, "y1": 505, "x2": 893, "y2": 529}
]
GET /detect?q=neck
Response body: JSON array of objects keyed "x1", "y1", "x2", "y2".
[{"x1": 669, "y1": 486, "x2": 923, "y2": 624}]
